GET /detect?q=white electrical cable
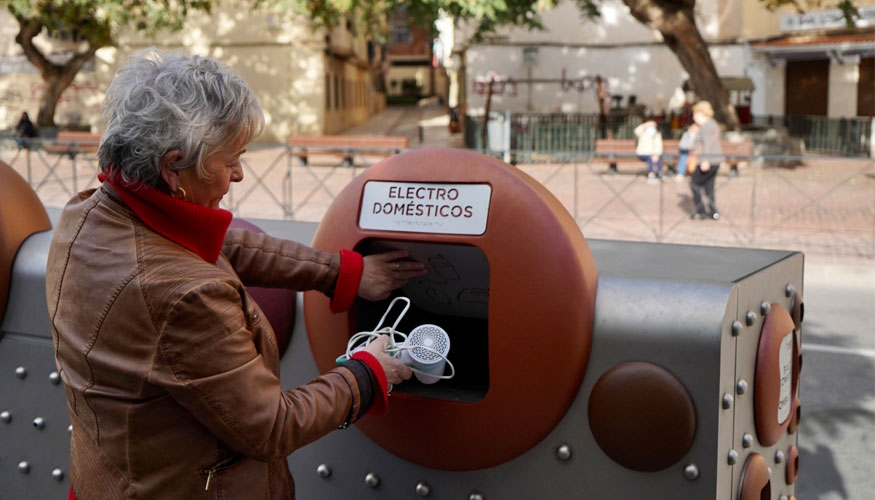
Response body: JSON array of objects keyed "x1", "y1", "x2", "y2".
[{"x1": 336, "y1": 297, "x2": 455, "y2": 381}]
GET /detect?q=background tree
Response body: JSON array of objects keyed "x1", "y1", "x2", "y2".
[{"x1": 1, "y1": 0, "x2": 217, "y2": 128}]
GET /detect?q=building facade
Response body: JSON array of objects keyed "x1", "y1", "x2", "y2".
[
  {"x1": 450, "y1": 0, "x2": 875, "y2": 120},
  {"x1": 0, "y1": 4, "x2": 387, "y2": 142}
]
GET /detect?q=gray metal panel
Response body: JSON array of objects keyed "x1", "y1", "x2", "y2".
[
  {"x1": 587, "y1": 239, "x2": 796, "y2": 285},
  {"x1": 0, "y1": 334, "x2": 71, "y2": 499},
  {"x1": 1, "y1": 230, "x2": 53, "y2": 339}
]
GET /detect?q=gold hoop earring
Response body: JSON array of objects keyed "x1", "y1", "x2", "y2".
[{"x1": 176, "y1": 187, "x2": 187, "y2": 200}]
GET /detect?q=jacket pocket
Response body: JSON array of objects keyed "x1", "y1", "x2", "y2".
[{"x1": 202, "y1": 453, "x2": 245, "y2": 492}]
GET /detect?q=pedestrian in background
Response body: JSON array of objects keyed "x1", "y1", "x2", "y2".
[
  {"x1": 689, "y1": 101, "x2": 723, "y2": 220},
  {"x1": 15, "y1": 111, "x2": 37, "y2": 151},
  {"x1": 634, "y1": 119, "x2": 664, "y2": 184},
  {"x1": 675, "y1": 122, "x2": 698, "y2": 181}
]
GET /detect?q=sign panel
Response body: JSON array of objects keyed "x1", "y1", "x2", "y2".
[
  {"x1": 777, "y1": 332, "x2": 794, "y2": 423},
  {"x1": 359, "y1": 181, "x2": 492, "y2": 235}
]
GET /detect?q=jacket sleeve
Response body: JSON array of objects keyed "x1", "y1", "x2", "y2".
[
  {"x1": 154, "y1": 279, "x2": 366, "y2": 460},
  {"x1": 222, "y1": 228, "x2": 339, "y2": 294}
]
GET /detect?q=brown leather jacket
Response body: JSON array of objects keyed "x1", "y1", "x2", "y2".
[{"x1": 46, "y1": 186, "x2": 366, "y2": 499}]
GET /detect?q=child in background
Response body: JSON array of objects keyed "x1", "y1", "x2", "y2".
[
  {"x1": 634, "y1": 120, "x2": 664, "y2": 184},
  {"x1": 676, "y1": 123, "x2": 699, "y2": 181}
]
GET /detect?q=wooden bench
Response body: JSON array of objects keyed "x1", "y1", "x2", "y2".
[
  {"x1": 287, "y1": 135, "x2": 409, "y2": 166},
  {"x1": 594, "y1": 138, "x2": 753, "y2": 175},
  {"x1": 44, "y1": 131, "x2": 101, "y2": 156}
]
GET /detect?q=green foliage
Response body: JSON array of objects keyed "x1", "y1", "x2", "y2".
[
  {"x1": 759, "y1": 0, "x2": 861, "y2": 26},
  {"x1": 1, "y1": 0, "x2": 218, "y2": 48}
]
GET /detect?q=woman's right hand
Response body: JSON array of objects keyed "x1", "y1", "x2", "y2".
[{"x1": 363, "y1": 335, "x2": 413, "y2": 385}]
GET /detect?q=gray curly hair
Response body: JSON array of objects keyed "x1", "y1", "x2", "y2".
[{"x1": 98, "y1": 49, "x2": 264, "y2": 189}]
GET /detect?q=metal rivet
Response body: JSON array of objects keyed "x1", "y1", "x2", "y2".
[
  {"x1": 728, "y1": 450, "x2": 739, "y2": 465},
  {"x1": 555, "y1": 444, "x2": 572, "y2": 461},
  {"x1": 760, "y1": 301, "x2": 771, "y2": 315},
  {"x1": 742, "y1": 434, "x2": 753, "y2": 448},
  {"x1": 736, "y1": 379, "x2": 748, "y2": 395},
  {"x1": 775, "y1": 450, "x2": 785, "y2": 464},
  {"x1": 51, "y1": 468, "x2": 64, "y2": 481},
  {"x1": 779, "y1": 495, "x2": 789, "y2": 500},
  {"x1": 33, "y1": 417, "x2": 45, "y2": 430},
  {"x1": 49, "y1": 372, "x2": 61, "y2": 385},
  {"x1": 785, "y1": 284, "x2": 795, "y2": 297},
  {"x1": 18, "y1": 461, "x2": 30, "y2": 474},
  {"x1": 722, "y1": 393, "x2": 733, "y2": 409},
  {"x1": 683, "y1": 464, "x2": 699, "y2": 481},
  {"x1": 415, "y1": 481, "x2": 431, "y2": 497},
  {"x1": 68, "y1": 425, "x2": 73, "y2": 433},
  {"x1": 15, "y1": 366, "x2": 27, "y2": 379},
  {"x1": 469, "y1": 493, "x2": 485, "y2": 500},
  {"x1": 1, "y1": 410, "x2": 11, "y2": 424},
  {"x1": 365, "y1": 472, "x2": 380, "y2": 488},
  {"x1": 745, "y1": 311, "x2": 757, "y2": 326},
  {"x1": 316, "y1": 464, "x2": 331, "y2": 478},
  {"x1": 731, "y1": 320, "x2": 742, "y2": 336}
]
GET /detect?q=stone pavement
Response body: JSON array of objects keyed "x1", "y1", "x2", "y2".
[{"x1": 3, "y1": 102, "x2": 873, "y2": 268}]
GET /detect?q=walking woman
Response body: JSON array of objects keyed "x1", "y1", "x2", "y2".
[{"x1": 689, "y1": 101, "x2": 724, "y2": 220}]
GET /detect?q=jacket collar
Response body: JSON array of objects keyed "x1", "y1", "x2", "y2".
[{"x1": 98, "y1": 171, "x2": 231, "y2": 263}]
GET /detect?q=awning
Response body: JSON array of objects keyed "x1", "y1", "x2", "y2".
[{"x1": 750, "y1": 28, "x2": 875, "y2": 60}]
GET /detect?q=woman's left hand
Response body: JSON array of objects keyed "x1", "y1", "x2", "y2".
[{"x1": 358, "y1": 250, "x2": 428, "y2": 301}]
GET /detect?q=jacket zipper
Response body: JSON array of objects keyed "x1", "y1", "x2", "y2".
[{"x1": 203, "y1": 454, "x2": 245, "y2": 491}]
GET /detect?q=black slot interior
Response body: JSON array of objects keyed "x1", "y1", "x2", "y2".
[{"x1": 353, "y1": 239, "x2": 490, "y2": 403}]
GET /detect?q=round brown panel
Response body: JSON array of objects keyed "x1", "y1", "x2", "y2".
[
  {"x1": 786, "y1": 445, "x2": 800, "y2": 485},
  {"x1": 755, "y1": 303, "x2": 799, "y2": 446},
  {"x1": 739, "y1": 453, "x2": 771, "y2": 500},
  {"x1": 304, "y1": 148, "x2": 598, "y2": 470},
  {"x1": 587, "y1": 361, "x2": 696, "y2": 472},
  {"x1": 0, "y1": 161, "x2": 51, "y2": 325}
]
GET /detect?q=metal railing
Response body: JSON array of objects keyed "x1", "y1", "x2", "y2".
[
  {"x1": 2, "y1": 138, "x2": 872, "y2": 260},
  {"x1": 468, "y1": 113, "x2": 874, "y2": 158}
]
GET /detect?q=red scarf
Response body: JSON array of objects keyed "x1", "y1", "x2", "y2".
[{"x1": 98, "y1": 171, "x2": 232, "y2": 263}]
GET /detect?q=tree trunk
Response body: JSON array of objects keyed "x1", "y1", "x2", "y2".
[
  {"x1": 15, "y1": 17, "x2": 101, "y2": 129},
  {"x1": 622, "y1": 0, "x2": 740, "y2": 130}
]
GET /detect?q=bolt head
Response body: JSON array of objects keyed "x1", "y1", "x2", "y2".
[
  {"x1": 775, "y1": 450, "x2": 785, "y2": 464},
  {"x1": 736, "y1": 380, "x2": 748, "y2": 395},
  {"x1": 49, "y1": 372, "x2": 61, "y2": 385},
  {"x1": 742, "y1": 434, "x2": 753, "y2": 448},
  {"x1": 316, "y1": 464, "x2": 331, "y2": 478},
  {"x1": 728, "y1": 450, "x2": 739, "y2": 465},
  {"x1": 779, "y1": 496, "x2": 789, "y2": 500},
  {"x1": 785, "y1": 284, "x2": 795, "y2": 297},
  {"x1": 416, "y1": 481, "x2": 431, "y2": 497},
  {"x1": 33, "y1": 417, "x2": 45, "y2": 430},
  {"x1": 760, "y1": 301, "x2": 771, "y2": 315},
  {"x1": 731, "y1": 321, "x2": 742, "y2": 336},
  {"x1": 18, "y1": 461, "x2": 30, "y2": 474},
  {"x1": 683, "y1": 464, "x2": 699, "y2": 481},
  {"x1": 722, "y1": 394, "x2": 733, "y2": 409},
  {"x1": 51, "y1": 468, "x2": 64, "y2": 481},
  {"x1": 365, "y1": 472, "x2": 380, "y2": 488},
  {"x1": 15, "y1": 366, "x2": 26, "y2": 379},
  {"x1": 0, "y1": 410, "x2": 11, "y2": 424},
  {"x1": 469, "y1": 493, "x2": 485, "y2": 500},
  {"x1": 745, "y1": 311, "x2": 757, "y2": 326},
  {"x1": 555, "y1": 444, "x2": 572, "y2": 461}
]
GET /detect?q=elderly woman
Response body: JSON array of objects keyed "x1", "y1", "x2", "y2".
[
  {"x1": 689, "y1": 100, "x2": 724, "y2": 220},
  {"x1": 46, "y1": 51, "x2": 424, "y2": 499}
]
